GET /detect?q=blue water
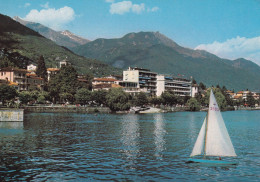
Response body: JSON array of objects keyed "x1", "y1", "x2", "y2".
[{"x1": 0, "y1": 110, "x2": 259, "y2": 181}]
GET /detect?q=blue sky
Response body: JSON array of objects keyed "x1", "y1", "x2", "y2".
[{"x1": 1, "y1": 0, "x2": 260, "y2": 65}]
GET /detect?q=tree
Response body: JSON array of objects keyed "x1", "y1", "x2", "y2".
[
  {"x1": 149, "y1": 96, "x2": 163, "y2": 106},
  {"x1": 75, "y1": 88, "x2": 92, "y2": 105},
  {"x1": 199, "y1": 82, "x2": 206, "y2": 90},
  {"x1": 247, "y1": 92, "x2": 256, "y2": 107},
  {"x1": 78, "y1": 72, "x2": 94, "y2": 90},
  {"x1": 0, "y1": 85, "x2": 18, "y2": 106},
  {"x1": 92, "y1": 90, "x2": 107, "y2": 106},
  {"x1": 161, "y1": 91, "x2": 177, "y2": 106},
  {"x1": 0, "y1": 56, "x2": 15, "y2": 68},
  {"x1": 18, "y1": 91, "x2": 33, "y2": 105},
  {"x1": 187, "y1": 98, "x2": 201, "y2": 111},
  {"x1": 48, "y1": 65, "x2": 80, "y2": 103},
  {"x1": 59, "y1": 92, "x2": 74, "y2": 103},
  {"x1": 133, "y1": 92, "x2": 148, "y2": 107},
  {"x1": 36, "y1": 55, "x2": 47, "y2": 82},
  {"x1": 106, "y1": 88, "x2": 131, "y2": 111}
]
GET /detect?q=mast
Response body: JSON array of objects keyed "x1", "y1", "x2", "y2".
[
  {"x1": 203, "y1": 89, "x2": 212, "y2": 158},
  {"x1": 203, "y1": 111, "x2": 209, "y2": 158}
]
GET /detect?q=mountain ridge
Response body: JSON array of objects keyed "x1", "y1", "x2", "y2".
[
  {"x1": 13, "y1": 16, "x2": 90, "y2": 48},
  {"x1": 72, "y1": 31, "x2": 260, "y2": 92},
  {"x1": 0, "y1": 13, "x2": 120, "y2": 76}
]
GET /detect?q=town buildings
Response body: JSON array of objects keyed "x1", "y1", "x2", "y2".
[
  {"x1": 123, "y1": 67, "x2": 157, "y2": 96},
  {"x1": 0, "y1": 67, "x2": 44, "y2": 91},
  {"x1": 156, "y1": 75, "x2": 192, "y2": 97},
  {"x1": 93, "y1": 67, "x2": 193, "y2": 97}
]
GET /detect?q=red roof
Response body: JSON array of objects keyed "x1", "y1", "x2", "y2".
[
  {"x1": 93, "y1": 78, "x2": 118, "y2": 82},
  {"x1": 0, "y1": 67, "x2": 28, "y2": 72},
  {"x1": 47, "y1": 68, "x2": 60, "y2": 72}
]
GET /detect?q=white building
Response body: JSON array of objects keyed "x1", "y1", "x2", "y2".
[
  {"x1": 27, "y1": 64, "x2": 37, "y2": 72},
  {"x1": 156, "y1": 75, "x2": 192, "y2": 97},
  {"x1": 123, "y1": 67, "x2": 157, "y2": 96},
  {"x1": 191, "y1": 84, "x2": 199, "y2": 97}
]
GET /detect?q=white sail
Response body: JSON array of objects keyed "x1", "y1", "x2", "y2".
[
  {"x1": 205, "y1": 90, "x2": 237, "y2": 157},
  {"x1": 190, "y1": 117, "x2": 206, "y2": 157}
]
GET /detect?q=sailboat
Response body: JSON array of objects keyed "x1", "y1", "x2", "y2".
[{"x1": 188, "y1": 89, "x2": 237, "y2": 165}]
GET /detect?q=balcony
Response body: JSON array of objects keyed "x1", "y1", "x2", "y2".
[{"x1": 15, "y1": 76, "x2": 26, "y2": 79}]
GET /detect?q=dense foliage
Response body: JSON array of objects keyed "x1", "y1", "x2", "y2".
[
  {"x1": 0, "y1": 85, "x2": 18, "y2": 105},
  {"x1": 48, "y1": 65, "x2": 80, "y2": 103},
  {"x1": 105, "y1": 88, "x2": 131, "y2": 111},
  {"x1": 0, "y1": 13, "x2": 121, "y2": 76},
  {"x1": 36, "y1": 55, "x2": 47, "y2": 82},
  {"x1": 187, "y1": 98, "x2": 201, "y2": 111}
]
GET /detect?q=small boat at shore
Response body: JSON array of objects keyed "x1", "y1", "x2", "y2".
[{"x1": 188, "y1": 89, "x2": 237, "y2": 165}]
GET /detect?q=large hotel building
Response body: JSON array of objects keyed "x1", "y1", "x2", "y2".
[{"x1": 122, "y1": 67, "x2": 192, "y2": 97}]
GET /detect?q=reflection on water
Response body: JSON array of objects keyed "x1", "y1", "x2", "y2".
[
  {"x1": 0, "y1": 111, "x2": 259, "y2": 181},
  {"x1": 120, "y1": 114, "x2": 140, "y2": 167},
  {"x1": 0, "y1": 122, "x2": 23, "y2": 136},
  {"x1": 153, "y1": 114, "x2": 166, "y2": 159},
  {"x1": 0, "y1": 122, "x2": 23, "y2": 129}
]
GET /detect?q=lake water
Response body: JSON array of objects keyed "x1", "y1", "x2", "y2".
[{"x1": 0, "y1": 110, "x2": 259, "y2": 181}]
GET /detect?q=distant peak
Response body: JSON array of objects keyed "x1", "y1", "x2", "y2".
[
  {"x1": 13, "y1": 16, "x2": 29, "y2": 25},
  {"x1": 62, "y1": 30, "x2": 72, "y2": 34}
]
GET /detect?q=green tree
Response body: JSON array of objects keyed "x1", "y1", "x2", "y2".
[
  {"x1": 18, "y1": 91, "x2": 33, "y2": 105},
  {"x1": 36, "y1": 91, "x2": 50, "y2": 104},
  {"x1": 78, "y1": 72, "x2": 94, "y2": 90},
  {"x1": 133, "y1": 92, "x2": 148, "y2": 107},
  {"x1": 92, "y1": 90, "x2": 107, "y2": 106},
  {"x1": 247, "y1": 92, "x2": 256, "y2": 107},
  {"x1": 187, "y1": 98, "x2": 201, "y2": 111},
  {"x1": 0, "y1": 85, "x2": 17, "y2": 106},
  {"x1": 75, "y1": 88, "x2": 92, "y2": 105},
  {"x1": 161, "y1": 91, "x2": 177, "y2": 106},
  {"x1": 48, "y1": 65, "x2": 80, "y2": 103},
  {"x1": 199, "y1": 82, "x2": 206, "y2": 90},
  {"x1": 0, "y1": 56, "x2": 15, "y2": 68},
  {"x1": 59, "y1": 92, "x2": 74, "y2": 103},
  {"x1": 106, "y1": 88, "x2": 131, "y2": 111},
  {"x1": 149, "y1": 96, "x2": 163, "y2": 106},
  {"x1": 36, "y1": 55, "x2": 47, "y2": 82}
]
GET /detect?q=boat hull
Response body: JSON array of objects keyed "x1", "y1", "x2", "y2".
[{"x1": 187, "y1": 158, "x2": 238, "y2": 165}]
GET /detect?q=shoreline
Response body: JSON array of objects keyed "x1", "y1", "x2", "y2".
[
  {"x1": 1, "y1": 105, "x2": 259, "y2": 114},
  {"x1": 21, "y1": 105, "x2": 260, "y2": 114}
]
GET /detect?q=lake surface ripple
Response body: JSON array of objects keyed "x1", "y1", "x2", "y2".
[{"x1": 0, "y1": 110, "x2": 259, "y2": 181}]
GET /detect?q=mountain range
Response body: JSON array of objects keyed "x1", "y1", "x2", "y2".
[
  {"x1": 0, "y1": 13, "x2": 119, "y2": 76},
  {"x1": 13, "y1": 16, "x2": 90, "y2": 49},
  {"x1": 72, "y1": 31, "x2": 260, "y2": 92},
  {"x1": 1, "y1": 13, "x2": 260, "y2": 92}
]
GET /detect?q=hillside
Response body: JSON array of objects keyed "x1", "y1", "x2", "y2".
[
  {"x1": 0, "y1": 14, "x2": 120, "y2": 76},
  {"x1": 72, "y1": 31, "x2": 260, "y2": 92},
  {"x1": 13, "y1": 16, "x2": 90, "y2": 49}
]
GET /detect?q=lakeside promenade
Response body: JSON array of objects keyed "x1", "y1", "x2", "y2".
[{"x1": 20, "y1": 105, "x2": 260, "y2": 114}]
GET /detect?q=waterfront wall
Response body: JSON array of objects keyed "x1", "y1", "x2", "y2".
[
  {"x1": 0, "y1": 109, "x2": 24, "y2": 121},
  {"x1": 23, "y1": 106, "x2": 111, "y2": 113}
]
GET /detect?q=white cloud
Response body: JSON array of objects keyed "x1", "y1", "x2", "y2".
[
  {"x1": 41, "y1": 2, "x2": 50, "y2": 9},
  {"x1": 147, "y1": 7, "x2": 159, "y2": 12},
  {"x1": 195, "y1": 36, "x2": 260, "y2": 66},
  {"x1": 24, "y1": 3, "x2": 31, "y2": 8},
  {"x1": 110, "y1": 1, "x2": 132, "y2": 15},
  {"x1": 109, "y1": 1, "x2": 155, "y2": 15},
  {"x1": 132, "y1": 3, "x2": 145, "y2": 14},
  {"x1": 24, "y1": 6, "x2": 75, "y2": 30}
]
